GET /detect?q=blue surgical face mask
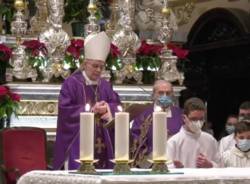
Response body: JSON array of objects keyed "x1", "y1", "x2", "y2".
[
  {"x1": 157, "y1": 95, "x2": 173, "y2": 109},
  {"x1": 237, "y1": 139, "x2": 250, "y2": 152},
  {"x1": 225, "y1": 125, "x2": 235, "y2": 134}
]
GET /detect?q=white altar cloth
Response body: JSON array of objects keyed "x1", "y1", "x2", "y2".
[{"x1": 17, "y1": 168, "x2": 250, "y2": 184}]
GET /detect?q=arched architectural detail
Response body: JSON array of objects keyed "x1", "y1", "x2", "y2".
[{"x1": 187, "y1": 8, "x2": 250, "y2": 48}]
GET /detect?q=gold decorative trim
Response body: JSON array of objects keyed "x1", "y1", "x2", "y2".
[
  {"x1": 17, "y1": 100, "x2": 151, "y2": 116},
  {"x1": 18, "y1": 100, "x2": 58, "y2": 115}
]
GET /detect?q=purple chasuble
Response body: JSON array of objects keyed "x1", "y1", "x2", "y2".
[
  {"x1": 131, "y1": 104, "x2": 182, "y2": 167},
  {"x1": 53, "y1": 70, "x2": 121, "y2": 170}
]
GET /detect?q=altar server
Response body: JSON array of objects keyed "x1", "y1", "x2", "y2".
[
  {"x1": 167, "y1": 97, "x2": 221, "y2": 168},
  {"x1": 222, "y1": 121, "x2": 250, "y2": 167},
  {"x1": 219, "y1": 115, "x2": 238, "y2": 155},
  {"x1": 53, "y1": 32, "x2": 121, "y2": 170}
]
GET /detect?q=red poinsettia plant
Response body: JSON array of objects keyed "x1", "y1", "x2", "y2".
[
  {"x1": 22, "y1": 40, "x2": 48, "y2": 68},
  {"x1": 0, "y1": 86, "x2": 21, "y2": 119},
  {"x1": 135, "y1": 40, "x2": 189, "y2": 71},
  {"x1": 106, "y1": 43, "x2": 121, "y2": 70},
  {"x1": 0, "y1": 43, "x2": 12, "y2": 68},
  {"x1": 136, "y1": 40, "x2": 163, "y2": 70},
  {"x1": 65, "y1": 39, "x2": 84, "y2": 69}
]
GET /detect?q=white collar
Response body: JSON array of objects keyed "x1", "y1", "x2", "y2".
[
  {"x1": 82, "y1": 71, "x2": 98, "y2": 85},
  {"x1": 181, "y1": 126, "x2": 202, "y2": 138},
  {"x1": 232, "y1": 146, "x2": 250, "y2": 158}
]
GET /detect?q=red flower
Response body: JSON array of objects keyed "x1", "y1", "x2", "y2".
[
  {"x1": 167, "y1": 43, "x2": 189, "y2": 59},
  {"x1": 71, "y1": 39, "x2": 84, "y2": 49},
  {"x1": 66, "y1": 46, "x2": 80, "y2": 59},
  {"x1": 66, "y1": 39, "x2": 84, "y2": 60},
  {"x1": 0, "y1": 86, "x2": 9, "y2": 96},
  {"x1": 0, "y1": 44, "x2": 12, "y2": 62},
  {"x1": 137, "y1": 40, "x2": 163, "y2": 56},
  {"x1": 9, "y1": 92, "x2": 21, "y2": 102},
  {"x1": 110, "y1": 43, "x2": 121, "y2": 58},
  {"x1": 23, "y1": 40, "x2": 48, "y2": 56}
]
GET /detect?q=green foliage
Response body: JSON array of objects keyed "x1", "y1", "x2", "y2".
[
  {"x1": 0, "y1": 3, "x2": 14, "y2": 22},
  {"x1": 63, "y1": 0, "x2": 90, "y2": 23},
  {"x1": 0, "y1": 96, "x2": 19, "y2": 118},
  {"x1": 136, "y1": 55, "x2": 161, "y2": 70}
]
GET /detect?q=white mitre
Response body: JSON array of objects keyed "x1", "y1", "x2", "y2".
[{"x1": 84, "y1": 32, "x2": 111, "y2": 62}]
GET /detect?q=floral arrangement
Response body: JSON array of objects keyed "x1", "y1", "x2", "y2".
[
  {"x1": 0, "y1": 43, "x2": 12, "y2": 68},
  {"x1": 22, "y1": 40, "x2": 48, "y2": 69},
  {"x1": 0, "y1": 43, "x2": 12, "y2": 84},
  {"x1": 136, "y1": 40, "x2": 163, "y2": 70},
  {"x1": 106, "y1": 43, "x2": 121, "y2": 70},
  {"x1": 0, "y1": 86, "x2": 21, "y2": 120},
  {"x1": 64, "y1": 39, "x2": 84, "y2": 70}
]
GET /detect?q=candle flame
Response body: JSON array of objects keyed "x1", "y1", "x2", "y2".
[
  {"x1": 117, "y1": 105, "x2": 123, "y2": 112},
  {"x1": 155, "y1": 106, "x2": 162, "y2": 112},
  {"x1": 85, "y1": 104, "x2": 91, "y2": 112}
]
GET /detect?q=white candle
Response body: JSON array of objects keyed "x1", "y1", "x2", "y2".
[
  {"x1": 89, "y1": 0, "x2": 94, "y2": 4},
  {"x1": 115, "y1": 106, "x2": 129, "y2": 160},
  {"x1": 80, "y1": 104, "x2": 94, "y2": 160},
  {"x1": 153, "y1": 107, "x2": 167, "y2": 160}
]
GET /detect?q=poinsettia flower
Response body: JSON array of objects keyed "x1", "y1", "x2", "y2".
[
  {"x1": 22, "y1": 40, "x2": 48, "y2": 57},
  {"x1": 0, "y1": 86, "x2": 9, "y2": 96},
  {"x1": 110, "y1": 43, "x2": 121, "y2": 58},
  {"x1": 167, "y1": 43, "x2": 189, "y2": 59},
  {"x1": 0, "y1": 44, "x2": 12, "y2": 62},
  {"x1": 71, "y1": 39, "x2": 84, "y2": 49},
  {"x1": 137, "y1": 40, "x2": 163, "y2": 56},
  {"x1": 66, "y1": 45, "x2": 80, "y2": 59},
  {"x1": 9, "y1": 92, "x2": 21, "y2": 102}
]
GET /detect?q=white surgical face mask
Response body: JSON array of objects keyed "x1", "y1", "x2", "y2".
[
  {"x1": 189, "y1": 120, "x2": 204, "y2": 134},
  {"x1": 237, "y1": 139, "x2": 250, "y2": 152},
  {"x1": 225, "y1": 125, "x2": 235, "y2": 134}
]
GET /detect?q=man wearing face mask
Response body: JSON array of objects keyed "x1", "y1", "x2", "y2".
[
  {"x1": 219, "y1": 115, "x2": 238, "y2": 155},
  {"x1": 222, "y1": 121, "x2": 250, "y2": 167},
  {"x1": 131, "y1": 80, "x2": 182, "y2": 168},
  {"x1": 167, "y1": 97, "x2": 221, "y2": 168}
]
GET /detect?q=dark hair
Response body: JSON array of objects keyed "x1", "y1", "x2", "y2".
[
  {"x1": 234, "y1": 121, "x2": 250, "y2": 134},
  {"x1": 239, "y1": 101, "x2": 250, "y2": 110},
  {"x1": 227, "y1": 114, "x2": 238, "y2": 120},
  {"x1": 183, "y1": 97, "x2": 205, "y2": 115}
]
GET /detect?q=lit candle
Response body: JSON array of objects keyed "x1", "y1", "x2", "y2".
[
  {"x1": 115, "y1": 105, "x2": 129, "y2": 160},
  {"x1": 80, "y1": 104, "x2": 94, "y2": 160},
  {"x1": 153, "y1": 106, "x2": 167, "y2": 160}
]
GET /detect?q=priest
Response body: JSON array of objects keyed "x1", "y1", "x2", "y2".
[
  {"x1": 131, "y1": 80, "x2": 182, "y2": 168},
  {"x1": 53, "y1": 32, "x2": 121, "y2": 170}
]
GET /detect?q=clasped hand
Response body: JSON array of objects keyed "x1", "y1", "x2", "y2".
[{"x1": 91, "y1": 101, "x2": 111, "y2": 121}]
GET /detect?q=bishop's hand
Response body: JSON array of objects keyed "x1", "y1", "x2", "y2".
[{"x1": 92, "y1": 101, "x2": 108, "y2": 115}]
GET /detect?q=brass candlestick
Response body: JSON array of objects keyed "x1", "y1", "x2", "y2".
[
  {"x1": 76, "y1": 159, "x2": 98, "y2": 174},
  {"x1": 151, "y1": 160, "x2": 169, "y2": 174},
  {"x1": 112, "y1": 160, "x2": 132, "y2": 174}
]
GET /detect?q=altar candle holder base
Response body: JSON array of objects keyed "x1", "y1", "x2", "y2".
[
  {"x1": 151, "y1": 160, "x2": 169, "y2": 174},
  {"x1": 111, "y1": 160, "x2": 133, "y2": 174},
  {"x1": 76, "y1": 160, "x2": 98, "y2": 174}
]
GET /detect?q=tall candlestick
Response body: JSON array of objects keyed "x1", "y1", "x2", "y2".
[
  {"x1": 80, "y1": 104, "x2": 94, "y2": 160},
  {"x1": 115, "y1": 106, "x2": 129, "y2": 160},
  {"x1": 153, "y1": 109, "x2": 167, "y2": 160}
]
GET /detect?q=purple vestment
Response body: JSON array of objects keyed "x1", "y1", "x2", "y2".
[
  {"x1": 53, "y1": 70, "x2": 121, "y2": 170},
  {"x1": 131, "y1": 104, "x2": 182, "y2": 167}
]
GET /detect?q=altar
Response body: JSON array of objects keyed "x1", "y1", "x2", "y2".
[
  {"x1": 7, "y1": 82, "x2": 185, "y2": 140},
  {"x1": 17, "y1": 168, "x2": 250, "y2": 184}
]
